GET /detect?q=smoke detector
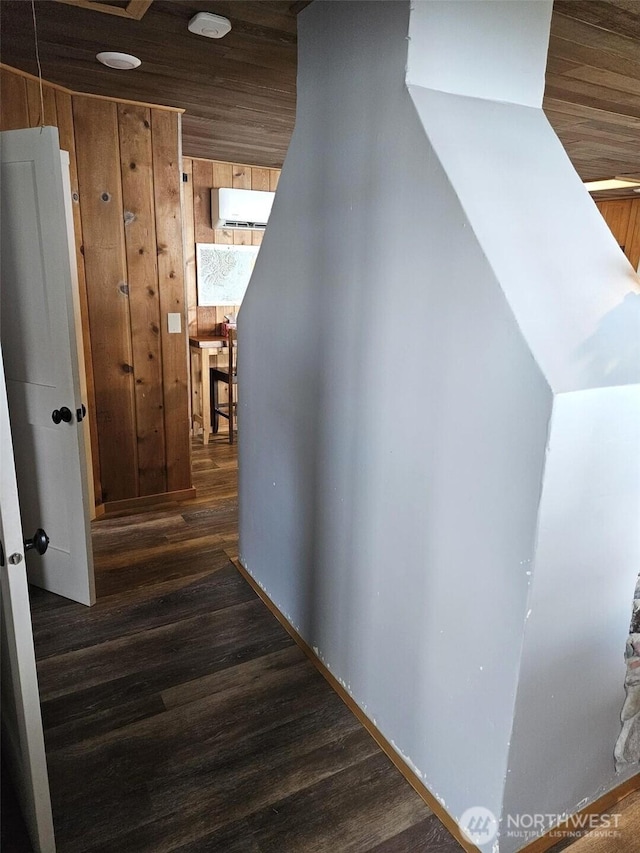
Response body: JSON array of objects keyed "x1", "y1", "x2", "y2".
[
  {"x1": 188, "y1": 12, "x2": 232, "y2": 39},
  {"x1": 96, "y1": 52, "x2": 141, "y2": 70}
]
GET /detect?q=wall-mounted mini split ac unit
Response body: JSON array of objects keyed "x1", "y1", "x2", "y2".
[{"x1": 212, "y1": 188, "x2": 275, "y2": 230}]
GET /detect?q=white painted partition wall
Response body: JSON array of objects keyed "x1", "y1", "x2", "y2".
[{"x1": 239, "y1": 2, "x2": 640, "y2": 850}]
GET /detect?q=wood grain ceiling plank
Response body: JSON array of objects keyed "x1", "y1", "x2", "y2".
[
  {"x1": 558, "y1": 132, "x2": 640, "y2": 156},
  {"x1": 551, "y1": 12, "x2": 640, "y2": 63},
  {"x1": 610, "y1": 0, "x2": 640, "y2": 14},
  {"x1": 547, "y1": 34, "x2": 640, "y2": 82},
  {"x1": 575, "y1": 160, "x2": 640, "y2": 181},
  {"x1": 561, "y1": 65, "x2": 640, "y2": 99},
  {"x1": 554, "y1": 0, "x2": 640, "y2": 40},
  {"x1": 562, "y1": 144, "x2": 638, "y2": 162},
  {"x1": 591, "y1": 189, "x2": 640, "y2": 201},
  {"x1": 181, "y1": 138, "x2": 286, "y2": 169},
  {"x1": 545, "y1": 55, "x2": 583, "y2": 76},
  {"x1": 117, "y1": 62, "x2": 293, "y2": 95},
  {"x1": 543, "y1": 96, "x2": 640, "y2": 129},
  {"x1": 181, "y1": 112, "x2": 293, "y2": 137},
  {"x1": 223, "y1": 44, "x2": 296, "y2": 73},
  {"x1": 543, "y1": 115, "x2": 583, "y2": 129},
  {"x1": 545, "y1": 77, "x2": 640, "y2": 119}
]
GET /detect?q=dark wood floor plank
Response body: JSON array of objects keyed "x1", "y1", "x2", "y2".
[
  {"x1": 34, "y1": 562, "x2": 253, "y2": 659},
  {"x1": 37, "y1": 624, "x2": 294, "y2": 760},
  {"x1": 90, "y1": 513, "x2": 189, "y2": 556},
  {"x1": 94, "y1": 543, "x2": 232, "y2": 597},
  {"x1": 150, "y1": 696, "x2": 375, "y2": 810},
  {"x1": 367, "y1": 815, "x2": 467, "y2": 853},
  {"x1": 91, "y1": 532, "x2": 226, "y2": 572},
  {"x1": 170, "y1": 819, "x2": 263, "y2": 853},
  {"x1": 78, "y1": 724, "x2": 378, "y2": 853},
  {"x1": 248, "y1": 751, "x2": 441, "y2": 853},
  {"x1": 42, "y1": 691, "x2": 166, "y2": 752},
  {"x1": 160, "y1": 643, "x2": 305, "y2": 708},
  {"x1": 167, "y1": 502, "x2": 238, "y2": 542},
  {"x1": 37, "y1": 597, "x2": 292, "y2": 703}
]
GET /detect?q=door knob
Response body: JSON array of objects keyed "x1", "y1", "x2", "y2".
[
  {"x1": 52, "y1": 406, "x2": 73, "y2": 424},
  {"x1": 24, "y1": 528, "x2": 49, "y2": 556}
]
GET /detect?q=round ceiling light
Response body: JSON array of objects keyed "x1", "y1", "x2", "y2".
[
  {"x1": 188, "y1": 12, "x2": 232, "y2": 39},
  {"x1": 96, "y1": 52, "x2": 141, "y2": 70}
]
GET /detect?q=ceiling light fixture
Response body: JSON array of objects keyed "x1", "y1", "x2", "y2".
[
  {"x1": 188, "y1": 12, "x2": 232, "y2": 39},
  {"x1": 96, "y1": 51, "x2": 141, "y2": 70},
  {"x1": 584, "y1": 178, "x2": 640, "y2": 193}
]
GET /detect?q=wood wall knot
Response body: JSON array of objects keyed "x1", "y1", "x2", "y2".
[
  {"x1": 101, "y1": 192, "x2": 111, "y2": 202},
  {"x1": 122, "y1": 364, "x2": 134, "y2": 374},
  {"x1": 129, "y1": 161, "x2": 137, "y2": 170},
  {"x1": 119, "y1": 283, "x2": 130, "y2": 296},
  {"x1": 124, "y1": 211, "x2": 136, "y2": 225}
]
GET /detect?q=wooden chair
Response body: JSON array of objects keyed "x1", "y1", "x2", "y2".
[{"x1": 210, "y1": 329, "x2": 237, "y2": 444}]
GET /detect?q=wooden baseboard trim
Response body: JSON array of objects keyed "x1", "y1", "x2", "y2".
[
  {"x1": 232, "y1": 558, "x2": 479, "y2": 853},
  {"x1": 520, "y1": 772, "x2": 640, "y2": 853},
  {"x1": 103, "y1": 487, "x2": 196, "y2": 515},
  {"x1": 93, "y1": 503, "x2": 106, "y2": 519},
  {"x1": 233, "y1": 558, "x2": 640, "y2": 853}
]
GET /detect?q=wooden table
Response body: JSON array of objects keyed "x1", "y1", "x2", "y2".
[{"x1": 189, "y1": 336, "x2": 228, "y2": 444}]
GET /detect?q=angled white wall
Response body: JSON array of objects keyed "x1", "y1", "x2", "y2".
[
  {"x1": 239, "y1": 2, "x2": 640, "y2": 850},
  {"x1": 407, "y1": 3, "x2": 640, "y2": 846}
]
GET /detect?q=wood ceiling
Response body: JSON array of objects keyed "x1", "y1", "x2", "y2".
[
  {"x1": 0, "y1": 0, "x2": 298, "y2": 168},
  {"x1": 0, "y1": 0, "x2": 639, "y2": 193},
  {"x1": 545, "y1": 0, "x2": 640, "y2": 198}
]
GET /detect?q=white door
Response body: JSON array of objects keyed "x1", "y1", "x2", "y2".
[
  {"x1": 0, "y1": 342, "x2": 56, "y2": 853},
  {"x1": 0, "y1": 126, "x2": 95, "y2": 606}
]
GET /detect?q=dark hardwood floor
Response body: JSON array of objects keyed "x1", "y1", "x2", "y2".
[
  {"x1": 4, "y1": 434, "x2": 640, "y2": 851},
  {"x1": 4, "y1": 435, "x2": 464, "y2": 853}
]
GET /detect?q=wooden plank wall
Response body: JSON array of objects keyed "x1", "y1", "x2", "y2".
[
  {"x1": 0, "y1": 67, "x2": 103, "y2": 505},
  {"x1": 182, "y1": 156, "x2": 281, "y2": 336},
  {"x1": 0, "y1": 66, "x2": 191, "y2": 506},
  {"x1": 596, "y1": 199, "x2": 640, "y2": 272},
  {"x1": 152, "y1": 112, "x2": 191, "y2": 492}
]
